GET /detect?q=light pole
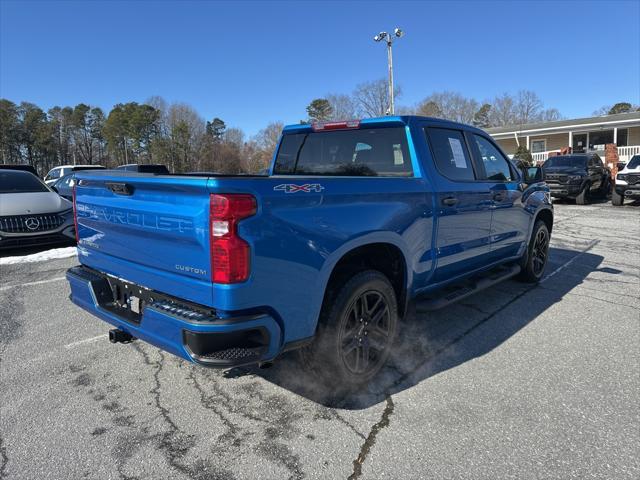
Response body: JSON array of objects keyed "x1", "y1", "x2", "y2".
[{"x1": 374, "y1": 27, "x2": 404, "y2": 115}]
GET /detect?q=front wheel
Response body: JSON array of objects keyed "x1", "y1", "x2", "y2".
[
  {"x1": 612, "y1": 188, "x2": 624, "y2": 206},
  {"x1": 299, "y1": 270, "x2": 398, "y2": 390},
  {"x1": 518, "y1": 220, "x2": 550, "y2": 283},
  {"x1": 576, "y1": 183, "x2": 590, "y2": 205}
]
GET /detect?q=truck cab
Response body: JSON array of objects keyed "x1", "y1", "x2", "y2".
[{"x1": 66, "y1": 116, "x2": 552, "y2": 389}]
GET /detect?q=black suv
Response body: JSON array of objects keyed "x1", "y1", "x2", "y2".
[{"x1": 542, "y1": 153, "x2": 610, "y2": 204}]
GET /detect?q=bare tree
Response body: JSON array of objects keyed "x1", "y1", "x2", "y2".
[
  {"x1": 223, "y1": 127, "x2": 245, "y2": 148},
  {"x1": 242, "y1": 121, "x2": 283, "y2": 173},
  {"x1": 540, "y1": 108, "x2": 562, "y2": 122},
  {"x1": 165, "y1": 103, "x2": 206, "y2": 171},
  {"x1": 415, "y1": 92, "x2": 478, "y2": 123},
  {"x1": 325, "y1": 93, "x2": 358, "y2": 119},
  {"x1": 489, "y1": 93, "x2": 517, "y2": 127},
  {"x1": 353, "y1": 78, "x2": 401, "y2": 117},
  {"x1": 514, "y1": 90, "x2": 543, "y2": 124}
]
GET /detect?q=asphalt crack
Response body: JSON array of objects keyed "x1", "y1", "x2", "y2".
[
  {"x1": 134, "y1": 344, "x2": 235, "y2": 480},
  {"x1": 347, "y1": 396, "x2": 395, "y2": 480},
  {"x1": 0, "y1": 431, "x2": 8, "y2": 479}
]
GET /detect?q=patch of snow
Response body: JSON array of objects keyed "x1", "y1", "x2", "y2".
[{"x1": 0, "y1": 246, "x2": 77, "y2": 265}]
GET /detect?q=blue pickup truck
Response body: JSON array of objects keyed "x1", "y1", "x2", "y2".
[{"x1": 67, "y1": 116, "x2": 553, "y2": 388}]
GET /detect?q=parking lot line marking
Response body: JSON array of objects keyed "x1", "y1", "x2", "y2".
[
  {"x1": 541, "y1": 239, "x2": 599, "y2": 284},
  {"x1": 64, "y1": 334, "x2": 105, "y2": 349},
  {"x1": 0, "y1": 276, "x2": 66, "y2": 292}
]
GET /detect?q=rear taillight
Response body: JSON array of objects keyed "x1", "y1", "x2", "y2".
[
  {"x1": 72, "y1": 184, "x2": 79, "y2": 242},
  {"x1": 210, "y1": 193, "x2": 256, "y2": 284}
]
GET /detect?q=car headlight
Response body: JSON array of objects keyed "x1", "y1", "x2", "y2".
[
  {"x1": 617, "y1": 174, "x2": 627, "y2": 181},
  {"x1": 59, "y1": 208, "x2": 73, "y2": 217},
  {"x1": 567, "y1": 175, "x2": 582, "y2": 183}
]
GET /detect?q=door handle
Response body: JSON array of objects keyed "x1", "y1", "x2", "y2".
[
  {"x1": 442, "y1": 196, "x2": 458, "y2": 206},
  {"x1": 492, "y1": 192, "x2": 505, "y2": 201}
]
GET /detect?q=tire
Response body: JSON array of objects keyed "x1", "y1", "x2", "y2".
[
  {"x1": 612, "y1": 188, "x2": 624, "y2": 206},
  {"x1": 575, "y1": 183, "x2": 590, "y2": 205},
  {"x1": 518, "y1": 220, "x2": 550, "y2": 283},
  {"x1": 299, "y1": 270, "x2": 398, "y2": 390},
  {"x1": 598, "y1": 177, "x2": 611, "y2": 199}
]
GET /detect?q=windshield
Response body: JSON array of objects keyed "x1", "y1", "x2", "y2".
[
  {"x1": 544, "y1": 156, "x2": 587, "y2": 169},
  {"x1": 0, "y1": 171, "x2": 50, "y2": 194},
  {"x1": 626, "y1": 155, "x2": 640, "y2": 169}
]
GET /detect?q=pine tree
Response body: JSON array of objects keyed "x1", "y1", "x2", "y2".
[
  {"x1": 472, "y1": 104, "x2": 492, "y2": 128},
  {"x1": 306, "y1": 99, "x2": 333, "y2": 122}
]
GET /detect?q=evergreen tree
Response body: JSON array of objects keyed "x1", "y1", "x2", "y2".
[
  {"x1": 513, "y1": 145, "x2": 533, "y2": 166},
  {"x1": 472, "y1": 103, "x2": 492, "y2": 128},
  {"x1": 206, "y1": 117, "x2": 226, "y2": 141},
  {"x1": 608, "y1": 102, "x2": 632, "y2": 115},
  {"x1": 306, "y1": 98, "x2": 333, "y2": 122}
]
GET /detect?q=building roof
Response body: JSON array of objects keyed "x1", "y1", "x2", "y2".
[{"x1": 486, "y1": 111, "x2": 640, "y2": 139}]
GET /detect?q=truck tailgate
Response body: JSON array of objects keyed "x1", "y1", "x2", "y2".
[{"x1": 75, "y1": 173, "x2": 213, "y2": 305}]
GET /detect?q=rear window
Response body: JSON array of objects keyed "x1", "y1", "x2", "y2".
[
  {"x1": 425, "y1": 127, "x2": 476, "y2": 181},
  {"x1": 273, "y1": 127, "x2": 412, "y2": 177},
  {"x1": 0, "y1": 171, "x2": 49, "y2": 194}
]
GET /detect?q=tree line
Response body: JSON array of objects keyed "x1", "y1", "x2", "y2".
[
  {"x1": 303, "y1": 79, "x2": 564, "y2": 127},
  {"x1": 304, "y1": 78, "x2": 639, "y2": 128},
  {"x1": 0, "y1": 96, "x2": 281, "y2": 175},
  {"x1": 1, "y1": 78, "x2": 637, "y2": 175}
]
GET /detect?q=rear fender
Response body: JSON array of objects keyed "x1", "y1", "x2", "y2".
[{"x1": 310, "y1": 232, "x2": 412, "y2": 328}]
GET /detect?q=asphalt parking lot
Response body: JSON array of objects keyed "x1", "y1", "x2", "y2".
[{"x1": 1, "y1": 201, "x2": 638, "y2": 480}]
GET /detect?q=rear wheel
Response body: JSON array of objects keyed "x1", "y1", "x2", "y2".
[
  {"x1": 299, "y1": 270, "x2": 398, "y2": 390},
  {"x1": 612, "y1": 188, "x2": 624, "y2": 206},
  {"x1": 518, "y1": 220, "x2": 550, "y2": 283},
  {"x1": 576, "y1": 183, "x2": 590, "y2": 205}
]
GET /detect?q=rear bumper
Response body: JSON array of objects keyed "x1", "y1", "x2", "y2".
[{"x1": 66, "y1": 266, "x2": 282, "y2": 367}]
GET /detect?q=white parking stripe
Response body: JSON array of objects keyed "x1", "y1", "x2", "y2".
[
  {"x1": 0, "y1": 276, "x2": 66, "y2": 292},
  {"x1": 541, "y1": 239, "x2": 599, "y2": 284},
  {"x1": 64, "y1": 334, "x2": 106, "y2": 349}
]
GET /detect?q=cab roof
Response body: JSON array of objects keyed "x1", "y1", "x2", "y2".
[{"x1": 282, "y1": 115, "x2": 489, "y2": 135}]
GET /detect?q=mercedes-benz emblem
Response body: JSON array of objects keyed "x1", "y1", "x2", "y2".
[{"x1": 25, "y1": 217, "x2": 40, "y2": 231}]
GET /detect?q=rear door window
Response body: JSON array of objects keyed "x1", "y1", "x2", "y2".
[
  {"x1": 424, "y1": 127, "x2": 476, "y2": 181},
  {"x1": 273, "y1": 127, "x2": 412, "y2": 177}
]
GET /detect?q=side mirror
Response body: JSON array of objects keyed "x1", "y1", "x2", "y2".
[{"x1": 521, "y1": 166, "x2": 543, "y2": 184}]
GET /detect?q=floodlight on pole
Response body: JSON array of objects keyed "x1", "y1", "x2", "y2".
[{"x1": 373, "y1": 27, "x2": 404, "y2": 115}]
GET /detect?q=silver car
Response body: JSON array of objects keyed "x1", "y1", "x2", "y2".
[{"x1": 0, "y1": 170, "x2": 76, "y2": 248}]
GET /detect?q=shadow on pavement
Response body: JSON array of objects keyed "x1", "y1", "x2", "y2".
[
  {"x1": 247, "y1": 246, "x2": 606, "y2": 409},
  {"x1": 0, "y1": 240, "x2": 75, "y2": 258}
]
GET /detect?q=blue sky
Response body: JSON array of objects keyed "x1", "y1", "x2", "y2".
[{"x1": 1, "y1": 0, "x2": 639, "y2": 135}]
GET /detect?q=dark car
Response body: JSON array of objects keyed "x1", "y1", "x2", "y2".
[
  {"x1": 0, "y1": 164, "x2": 39, "y2": 176},
  {"x1": 51, "y1": 173, "x2": 76, "y2": 201},
  {"x1": 542, "y1": 153, "x2": 610, "y2": 204},
  {"x1": 116, "y1": 164, "x2": 170, "y2": 174}
]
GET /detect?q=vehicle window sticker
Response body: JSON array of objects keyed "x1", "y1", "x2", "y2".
[{"x1": 448, "y1": 137, "x2": 467, "y2": 169}]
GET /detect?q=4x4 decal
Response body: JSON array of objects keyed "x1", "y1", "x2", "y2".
[{"x1": 274, "y1": 183, "x2": 325, "y2": 193}]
